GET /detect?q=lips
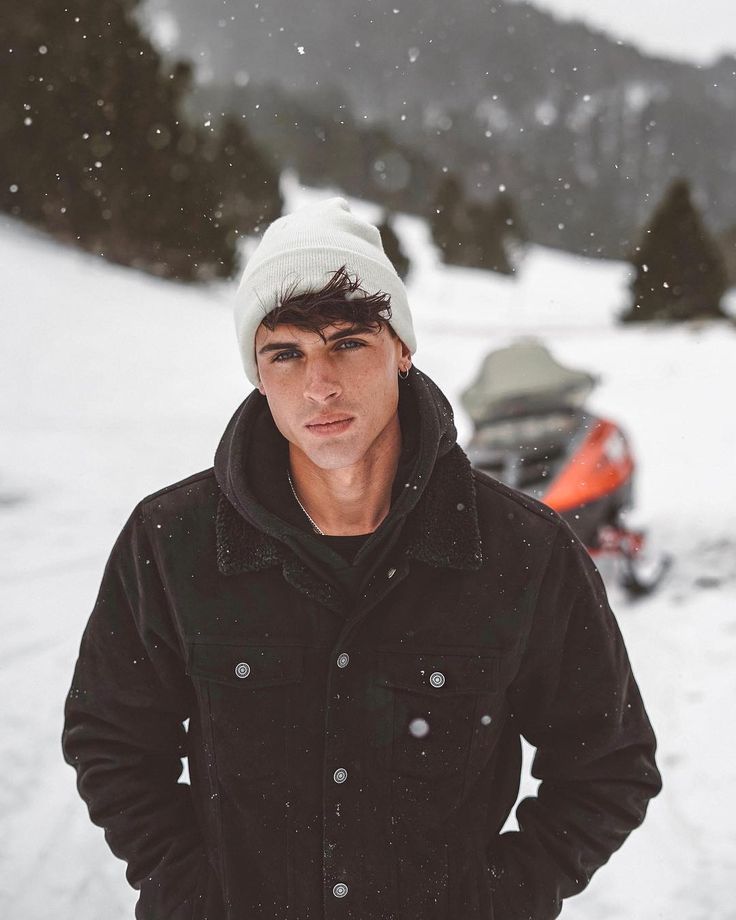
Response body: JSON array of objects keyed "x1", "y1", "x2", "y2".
[{"x1": 305, "y1": 416, "x2": 354, "y2": 434}]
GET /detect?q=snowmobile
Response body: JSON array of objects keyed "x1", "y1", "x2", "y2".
[{"x1": 461, "y1": 339, "x2": 670, "y2": 596}]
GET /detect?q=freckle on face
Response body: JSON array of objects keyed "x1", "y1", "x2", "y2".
[{"x1": 255, "y1": 323, "x2": 402, "y2": 471}]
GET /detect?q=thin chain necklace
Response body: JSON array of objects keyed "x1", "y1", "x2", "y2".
[{"x1": 287, "y1": 469, "x2": 325, "y2": 535}]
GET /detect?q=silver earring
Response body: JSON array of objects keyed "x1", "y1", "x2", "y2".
[{"x1": 399, "y1": 366, "x2": 410, "y2": 380}]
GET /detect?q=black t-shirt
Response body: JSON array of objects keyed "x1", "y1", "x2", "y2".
[
  {"x1": 319, "y1": 533, "x2": 372, "y2": 564},
  {"x1": 316, "y1": 533, "x2": 373, "y2": 602}
]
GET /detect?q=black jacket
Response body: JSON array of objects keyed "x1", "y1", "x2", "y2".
[{"x1": 62, "y1": 368, "x2": 661, "y2": 920}]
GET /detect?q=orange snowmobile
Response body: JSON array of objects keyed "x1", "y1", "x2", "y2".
[{"x1": 462, "y1": 339, "x2": 670, "y2": 596}]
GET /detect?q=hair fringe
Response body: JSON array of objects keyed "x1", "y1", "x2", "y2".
[{"x1": 262, "y1": 266, "x2": 394, "y2": 340}]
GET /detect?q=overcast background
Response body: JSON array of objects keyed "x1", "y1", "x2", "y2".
[{"x1": 516, "y1": 0, "x2": 736, "y2": 63}]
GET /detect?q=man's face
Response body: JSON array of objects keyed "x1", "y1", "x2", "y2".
[{"x1": 255, "y1": 321, "x2": 408, "y2": 471}]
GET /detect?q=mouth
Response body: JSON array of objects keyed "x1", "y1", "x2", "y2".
[{"x1": 305, "y1": 416, "x2": 354, "y2": 435}]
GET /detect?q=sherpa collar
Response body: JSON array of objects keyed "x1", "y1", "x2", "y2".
[{"x1": 215, "y1": 440, "x2": 483, "y2": 592}]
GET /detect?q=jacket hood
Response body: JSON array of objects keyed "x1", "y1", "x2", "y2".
[{"x1": 213, "y1": 366, "x2": 458, "y2": 562}]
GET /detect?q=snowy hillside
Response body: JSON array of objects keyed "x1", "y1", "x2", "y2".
[{"x1": 2, "y1": 179, "x2": 736, "y2": 919}]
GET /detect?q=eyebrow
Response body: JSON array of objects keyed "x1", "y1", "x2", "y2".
[{"x1": 257, "y1": 324, "x2": 376, "y2": 355}]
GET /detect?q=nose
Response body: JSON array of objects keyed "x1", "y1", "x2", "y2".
[{"x1": 302, "y1": 356, "x2": 342, "y2": 403}]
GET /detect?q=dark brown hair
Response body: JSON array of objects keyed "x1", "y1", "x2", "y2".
[{"x1": 260, "y1": 266, "x2": 397, "y2": 341}]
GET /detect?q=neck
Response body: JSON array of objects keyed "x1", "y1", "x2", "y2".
[{"x1": 288, "y1": 416, "x2": 402, "y2": 536}]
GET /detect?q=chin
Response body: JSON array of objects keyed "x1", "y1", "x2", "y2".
[{"x1": 301, "y1": 442, "x2": 367, "y2": 472}]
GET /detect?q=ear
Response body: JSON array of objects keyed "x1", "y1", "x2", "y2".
[
  {"x1": 398, "y1": 339, "x2": 412, "y2": 373},
  {"x1": 257, "y1": 379, "x2": 266, "y2": 396}
]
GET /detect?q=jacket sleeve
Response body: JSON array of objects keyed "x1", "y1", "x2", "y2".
[
  {"x1": 487, "y1": 525, "x2": 662, "y2": 920},
  {"x1": 62, "y1": 502, "x2": 211, "y2": 920}
]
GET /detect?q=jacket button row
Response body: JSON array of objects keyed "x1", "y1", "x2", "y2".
[
  {"x1": 234, "y1": 662, "x2": 250, "y2": 679},
  {"x1": 332, "y1": 882, "x2": 349, "y2": 898},
  {"x1": 333, "y1": 767, "x2": 348, "y2": 784},
  {"x1": 336, "y1": 652, "x2": 350, "y2": 669},
  {"x1": 429, "y1": 671, "x2": 445, "y2": 688}
]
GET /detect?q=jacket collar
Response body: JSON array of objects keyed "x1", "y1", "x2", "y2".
[
  {"x1": 215, "y1": 440, "x2": 483, "y2": 584},
  {"x1": 213, "y1": 367, "x2": 483, "y2": 613}
]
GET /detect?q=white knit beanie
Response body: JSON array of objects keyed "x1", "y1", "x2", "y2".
[{"x1": 234, "y1": 197, "x2": 417, "y2": 386}]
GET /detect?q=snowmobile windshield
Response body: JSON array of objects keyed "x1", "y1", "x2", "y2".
[{"x1": 461, "y1": 339, "x2": 598, "y2": 425}]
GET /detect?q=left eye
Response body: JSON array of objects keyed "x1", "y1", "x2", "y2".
[{"x1": 271, "y1": 341, "x2": 363, "y2": 363}]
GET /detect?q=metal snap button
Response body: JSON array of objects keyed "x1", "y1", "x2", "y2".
[
  {"x1": 429, "y1": 671, "x2": 445, "y2": 688},
  {"x1": 333, "y1": 882, "x2": 349, "y2": 898},
  {"x1": 235, "y1": 662, "x2": 251, "y2": 679},
  {"x1": 337, "y1": 652, "x2": 350, "y2": 669},
  {"x1": 481, "y1": 714, "x2": 493, "y2": 726},
  {"x1": 333, "y1": 767, "x2": 348, "y2": 784}
]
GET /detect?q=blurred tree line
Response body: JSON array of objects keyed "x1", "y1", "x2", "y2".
[
  {"x1": 1, "y1": 0, "x2": 733, "y2": 321},
  {"x1": 430, "y1": 173, "x2": 525, "y2": 275},
  {"x1": 198, "y1": 80, "x2": 526, "y2": 280},
  {"x1": 195, "y1": 78, "x2": 734, "y2": 319},
  {"x1": 0, "y1": 0, "x2": 281, "y2": 281}
]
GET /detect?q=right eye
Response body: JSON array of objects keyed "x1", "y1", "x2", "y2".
[{"x1": 272, "y1": 350, "x2": 301, "y2": 363}]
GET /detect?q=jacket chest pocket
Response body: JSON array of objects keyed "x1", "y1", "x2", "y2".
[
  {"x1": 376, "y1": 650, "x2": 501, "y2": 783},
  {"x1": 188, "y1": 641, "x2": 303, "y2": 783}
]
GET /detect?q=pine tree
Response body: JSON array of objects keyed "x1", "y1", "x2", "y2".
[
  {"x1": 716, "y1": 225, "x2": 736, "y2": 289},
  {"x1": 208, "y1": 115, "x2": 283, "y2": 239},
  {"x1": 378, "y1": 212, "x2": 410, "y2": 280},
  {"x1": 429, "y1": 174, "x2": 524, "y2": 275},
  {"x1": 429, "y1": 173, "x2": 464, "y2": 260},
  {"x1": 622, "y1": 179, "x2": 728, "y2": 322},
  {"x1": 488, "y1": 191, "x2": 526, "y2": 274},
  {"x1": 1, "y1": 1, "x2": 280, "y2": 281}
]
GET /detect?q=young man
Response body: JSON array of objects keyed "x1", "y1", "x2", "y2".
[{"x1": 63, "y1": 198, "x2": 661, "y2": 920}]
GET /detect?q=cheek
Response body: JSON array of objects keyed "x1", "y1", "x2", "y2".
[
  {"x1": 364, "y1": 376, "x2": 399, "y2": 425},
  {"x1": 259, "y1": 384, "x2": 296, "y2": 433},
  {"x1": 269, "y1": 406, "x2": 299, "y2": 446}
]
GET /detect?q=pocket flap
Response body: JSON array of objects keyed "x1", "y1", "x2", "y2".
[
  {"x1": 377, "y1": 650, "x2": 499, "y2": 694},
  {"x1": 188, "y1": 642, "x2": 303, "y2": 688}
]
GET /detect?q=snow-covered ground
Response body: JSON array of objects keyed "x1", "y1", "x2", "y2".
[{"x1": 2, "y1": 176, "x2": 735, "y2": 919}]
